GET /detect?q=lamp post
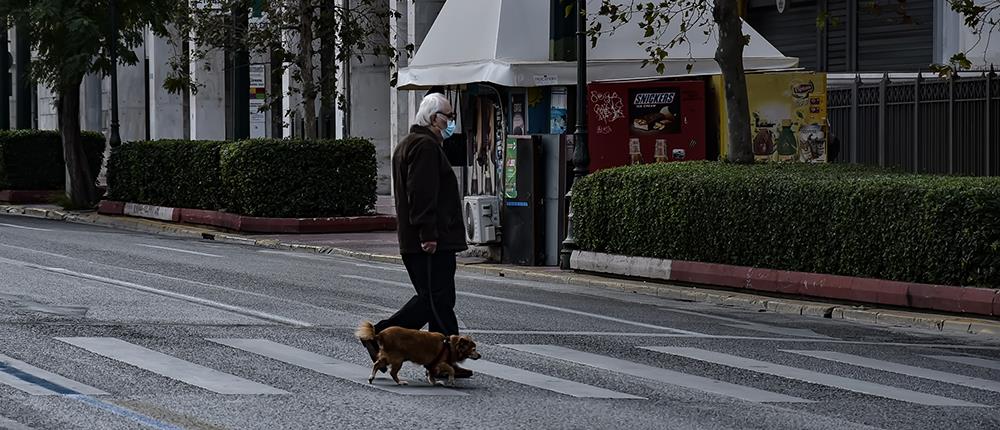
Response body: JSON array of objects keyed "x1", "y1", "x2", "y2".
[
  {"x1": 108, "y1": 0, "x2": 121, "y2": 147},
  {"x1": 1, "y1": 24, "x2": 10, "y2": 130},
  {"x1": 559, "y1": 0, "x2": 589, "y2": 270}
]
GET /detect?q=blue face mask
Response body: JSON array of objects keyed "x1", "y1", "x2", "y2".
[{"x1": 442, "y1": 119, "x2": 456, "y2": 139}]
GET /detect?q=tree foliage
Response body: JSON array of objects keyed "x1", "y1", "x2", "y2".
[
  {"x1": 590, "y1": 0, "x2": 1000, "y2": 163},
  {"x1": 168, "y1": 0, "x2": 412, "y2": 139},
  {"x1": 0, "y1": 0, "x2": 179, "y2": 206}
]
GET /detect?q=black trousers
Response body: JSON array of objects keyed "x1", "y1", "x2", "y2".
[{"x1": 374, "y1": 251, "x2": 459, "y2": 336}]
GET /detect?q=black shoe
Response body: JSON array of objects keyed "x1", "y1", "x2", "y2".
[
  {"x1": 435, "y1": 365, "x2": 473, "y2": 379},
  {"x1": 359, "y1": 338, "x2": 387, "y2": 373}
]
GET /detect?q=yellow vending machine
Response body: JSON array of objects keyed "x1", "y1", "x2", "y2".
[{"x1": 712, "y1": 71, "x2": 828, "y2": 163}]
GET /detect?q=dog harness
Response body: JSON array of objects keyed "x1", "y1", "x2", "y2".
[{"x1": 425, "y1": 337, "x2": 452, "y2": 372}]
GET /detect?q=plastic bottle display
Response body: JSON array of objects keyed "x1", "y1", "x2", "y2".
[{"x1": 777, "y1": 119, "x2": 797, "y2": 160}]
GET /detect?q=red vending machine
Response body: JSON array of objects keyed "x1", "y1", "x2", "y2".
[{"x1": 586, "y1": 80, "x2": 708, "y2": 172}]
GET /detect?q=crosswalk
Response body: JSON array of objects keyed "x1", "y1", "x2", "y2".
[{"x1": 1, "y1": 336, "x2": 999, "y2": 409}]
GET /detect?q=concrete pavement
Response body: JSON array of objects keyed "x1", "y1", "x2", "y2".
[
  {"x1": 3, "y1": 214, "x2": 1000, "y2": 429},
  {"x1": 3, "y1": 203, "x2": 1000, "y2": 341}
]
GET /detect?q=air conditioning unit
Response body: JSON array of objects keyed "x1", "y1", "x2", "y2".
[{"x1": 464, "y1": 195, "x2": 500, "y2": 244}]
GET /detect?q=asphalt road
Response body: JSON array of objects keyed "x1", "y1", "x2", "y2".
[{"x1": 1, "y1": 214, "x2": 1000, "y2": 430}]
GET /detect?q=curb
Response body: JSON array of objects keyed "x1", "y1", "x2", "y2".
[
  {"x1": 4, "y1": 204, "x2": 1000, "y2": 338},
  {"x1": 572, "y1": 250, "x2": 1000, "y2": 318},
  {"x1": 97, "y1": 200, "x2": 396, "y2": 234},
  {"x1": 0, "y1": 190, "x2": 63, "y2": 204}
]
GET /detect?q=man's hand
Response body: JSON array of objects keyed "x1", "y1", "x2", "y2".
[{"x1": 421, "y1": 241, "x2": 438, "y2": 254}]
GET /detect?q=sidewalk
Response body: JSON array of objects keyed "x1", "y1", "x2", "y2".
[{"x1": 3, "y1": 202, "x2": 1000, "y2": 338}]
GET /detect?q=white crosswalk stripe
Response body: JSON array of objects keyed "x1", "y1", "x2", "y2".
[
  {"x1": 208, "y1": 338, "x2": 467, "y2": 396},
  {"x1": 0, "y1": 353, "x2": 107, "y2": 396},
  {"x1": 503, "y1": 344, "x2": 810, "y2": 403},
  {"x1": 925, "y1": 355, "x2": 1000, "y2": 371},
  {"x1": 462, "y1": 359, "x2": 644, "y2": 399},
  {"x1": 786, "y1": 350, "x2": 1000, "y2": 394},
  {"x1": 56, "y1": 337, "x2": 287, "y2": 395},
  {"x1": 643, "y1": 347, "x2": 985, "y2": 407}
]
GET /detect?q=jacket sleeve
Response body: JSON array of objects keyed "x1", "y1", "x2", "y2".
[{"x1": 406, "y1": 139, "x2": 440, "y2": 242}]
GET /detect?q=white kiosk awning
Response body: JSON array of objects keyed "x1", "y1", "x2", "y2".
[{"x1": 397, "y1": 0, "x2": 799, "y2": 89}]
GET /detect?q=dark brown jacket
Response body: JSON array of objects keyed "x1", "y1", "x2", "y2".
[{"x1": 393, "y1": 125, "x2": 468, "y2": 254}]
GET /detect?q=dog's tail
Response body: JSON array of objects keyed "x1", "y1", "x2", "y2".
[{"x1": 355, "y1": 321, "x2": 376, "y2": 341}]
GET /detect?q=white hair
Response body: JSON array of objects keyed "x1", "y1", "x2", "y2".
[{"x1": 415, "y1": 93, "x2": 451, "y2": 127}]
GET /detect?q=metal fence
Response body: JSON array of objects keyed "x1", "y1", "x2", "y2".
[{"x1": 828, "y1": 71, "x2": 999, "y2": 175}]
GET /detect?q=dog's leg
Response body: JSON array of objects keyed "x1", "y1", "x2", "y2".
[
  {"x1": 369, "y1": 358, "x2": 387, "y2": 384},
  {"x1": 438, "y1": 363, "x2": 456, "y2": 387},
  {"x1": 389, "y1": 361, "x2": 407, "y2": 386},
  {"x1": 426, "y1": 365, "x2": 439, "y2": 386}
]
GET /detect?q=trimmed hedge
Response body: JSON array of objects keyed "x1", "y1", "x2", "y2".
[
  {"x1": 0, "y1": 130, "x2": 106, "y2": 190},
  {"x1": 221, "y1": 138, "x2": 376, "y2": 218},
  {"x1": 572, "y1": 161, "x2": 1000, "y2": 287},
  {"x1": 107, "y1": 140, "x2": 226, "y2": 210},
  {"x1": 106, "y1": 138, "x2": 377, "y2": 218}
]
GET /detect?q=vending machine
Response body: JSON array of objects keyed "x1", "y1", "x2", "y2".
[{"x1": 586, "y1": 80, "x2": 709, "y2": 172}]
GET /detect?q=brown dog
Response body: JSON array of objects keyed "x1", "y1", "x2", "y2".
[{"x1": 355, "y1": 321, "x2": 481, "y2": 386}]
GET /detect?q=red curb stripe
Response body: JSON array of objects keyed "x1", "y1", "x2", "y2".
[
  {"x1": 664, "y1": 258, "x2": 996, "y2": 317},
  {"x1": 100, "y1": 200, "x2": 395, "y2": 234},
  {"x1": 0, "y1": 190, "x2": 62, "y2": 204},
  {"x1": 98, "y1": 200, "x2": 125, "y2": 215}
]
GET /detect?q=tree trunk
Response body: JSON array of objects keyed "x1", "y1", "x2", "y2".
[
  {"x1": 270, "y1": 44, "x2": 284, "y2": 138},
  {"x1": 58, "y1": 79, "x2": 97, "y2": 207},
  {"x1": 298, "y1": 0, "x2": 317, "y2": 140},
  {"x1": 714, "y1": 0, "x2": 753, "y2": 164},
  {"x1": 318, "y1": 0, "x2": 337, "y2": 139}
]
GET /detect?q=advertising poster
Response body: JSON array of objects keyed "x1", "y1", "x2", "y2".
[
  {"x1": 586, "y1": 80, "x2": 707, "y2": 172},
  {"x1": 504, "y1": 137, "x2": 518, "y2": 199},
  {"x1": 249, "y1": 64, "x2": 267, "y2": 138},
  {"x1": 511, "y1": 93, "x2": 526, "y2": 135},
  {"x1": 550, "y1": 87, "x2": 568, "y2": 134},
  {"x1": 715, "y1": 71, "x2": 828, "y2": 162},
  {"x1": 629, "y1": 87, "x2": 681, "y2": 135}
]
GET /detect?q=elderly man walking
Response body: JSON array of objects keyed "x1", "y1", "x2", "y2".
[{"x1": 359, "y1": 92, "x2": 472, "y2": 378}]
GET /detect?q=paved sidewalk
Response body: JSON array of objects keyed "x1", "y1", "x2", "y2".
[{"x1": 3, "y1": 202, "x2": 1000, "y2": 339}]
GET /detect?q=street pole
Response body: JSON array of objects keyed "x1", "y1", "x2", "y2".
[
  {"x1": 0, "y1": 24, "x2": 10, "y2": 130},
  {"x1": 559, "y1": 0, "x2": 589, "y2": 270},
  {"x1": 108, "y1": 0, "x2": 122, "y2": 147},
  {"x1": 232, "y1": 6, "x2": 250, "y2": 140},
  {"x1": 14, "y1": 23, "x2": 29, "y2": 130}
]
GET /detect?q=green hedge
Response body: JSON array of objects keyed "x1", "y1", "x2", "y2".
[
  {"x1": 106, "y1": 138, "x2": 377, "y2": 218},
  {"x1": 221, "y1": 138, "x2": 376, "y2": 218},
  {"x1": 573, "y1": 161, "x2": 1000, "y2": 287},
  {"x1": 107, "y1": 140, "x2": 226, "y2": 210},
  {"x1": 0, "y1": 130, "x2": 106, "y2": 190}
]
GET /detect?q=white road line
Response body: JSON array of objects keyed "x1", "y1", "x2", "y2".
[
  {"x1": 258, "y1": 250, "x2": 406, "y2": 272},
  {"x1": 660, "y1": 308, "x2": 834, "y2": 339},
  {"x1": 342, "y1": 275, "x2": 703, "y2": 336},
  {"x1": 353, "y1": 262, "x2": 406, "y2": 272},
  {"x1": 56, "y1": 337, "x2": 287, "y2": 395},
  {"x1": 503, "y1": 344, "x2": 809, "y2": 403},
  {"x1": 0, "y1": 353, "x2": 107, "y2": 396},
  {"x1": 0, "y1": 222, "x2": 52, "y2": 232},
  {"x1": 786, "y1": 350, "x2": 1000, "y2": 394},
  {"x1": 925, "y1": 355, "x2": 1000, "y2": 371},
  {"x1": 456, "y1": 331, "x2": 1000, "y2": 350},
  {"x1": 208, "y1": 338, "x2": 467, "y2": 396},
  {"x1": 19, "y1": 261, "x2": 312, "y2": 327},
  {"x1": 0, "y1": 243, "x2": 372, "y2": 320},
  {"x1": 0, "y1": 414, "x2": 33, "y2": 430},
  {"x1": 136, "y1": 244, "x2": 223, "y2": 258},
  {"x1": 643, "y1": 347, "x2": 984, "y2": 407},
  {"x1": 462, "y1": 359, "x2": 643, "y2": 399}
]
